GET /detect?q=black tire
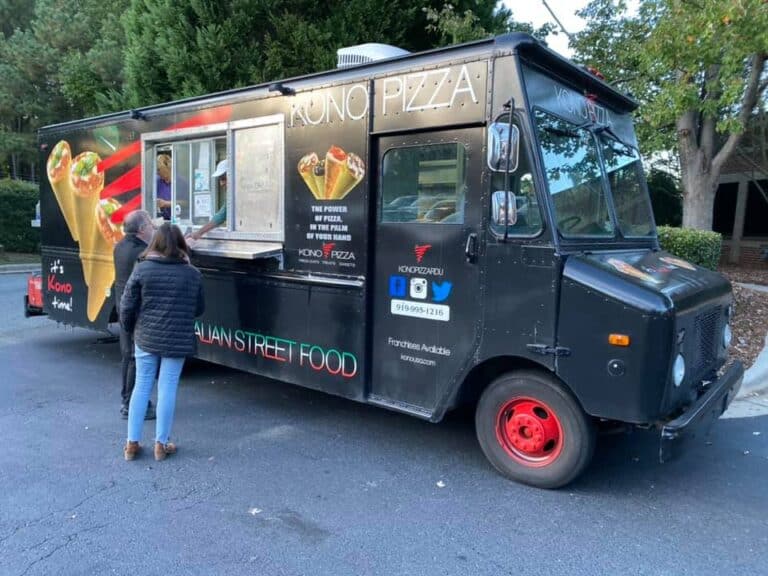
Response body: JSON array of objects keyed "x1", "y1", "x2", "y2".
[{"x1": 475, "y1": 370, "x2": 595, "y2": 489}]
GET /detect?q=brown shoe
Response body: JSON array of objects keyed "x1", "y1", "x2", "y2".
[
  {"x1": 154, "y1": 442, "x2": 177, "y2": 461},
  {"x1": 124, "y1": 441, "x2": 141, "y2": 461}
]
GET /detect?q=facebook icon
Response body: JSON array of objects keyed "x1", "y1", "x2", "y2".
[{"x1": 389, "y1": 275, "x2": 407, "y2": 297}]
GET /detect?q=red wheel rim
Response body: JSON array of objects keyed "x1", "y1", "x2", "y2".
[{"x1": 495, "y1": 396, "x2": 564, "y2": 467}]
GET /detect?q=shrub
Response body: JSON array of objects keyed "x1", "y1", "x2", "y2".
[
  {"x1": 0, "y1": 179, "x2": 40, "y2": 253},
  {"x1": 657, "y1": 226, "x2": 722, "y2": 270}
]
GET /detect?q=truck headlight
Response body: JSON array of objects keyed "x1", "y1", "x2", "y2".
[
  {"x1": 723, "y1": 324, "x2": 732, "y2": 349},
  {"x1": 673, "y1": 354, "x2": 686, "y2": 387}
]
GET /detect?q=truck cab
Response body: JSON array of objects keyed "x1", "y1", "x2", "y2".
[{"x1": 462, "y1": 41, "x2": 742, "y2": 487}]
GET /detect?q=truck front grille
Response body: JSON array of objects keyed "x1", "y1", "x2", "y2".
[{"x1": 691, "y1": 306, "x2": 721, "y2": 379}]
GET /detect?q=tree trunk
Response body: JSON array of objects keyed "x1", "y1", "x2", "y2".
[{"x1": 681, "y1": 168, "x2": 718, "y2": 230}]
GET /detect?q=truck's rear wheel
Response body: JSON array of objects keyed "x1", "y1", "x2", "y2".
[{"x1": 475, "y1": 370, "x2": 595, "y2": 489}]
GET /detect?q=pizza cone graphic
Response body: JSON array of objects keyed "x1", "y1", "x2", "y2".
[
  {"x1": 96, "y1": 198, "x2": 125, "y2": 245},
  {"x1": 607, "y1": 258, "x2": 660, "y2": 284},
  {"x1": 324, "y1": 146, "x2": 365, "y2": 200},
  {"x1": 298, "y1": 153, "x2": 325, "y2": 200},
  {"x1": 70, "y1": 152, "x2": 105, "y2": 280},
  {"x1": 46, "y1": 141, "x2": 79, "y2": 241},
  {"x1": 68, "y1": 151, "x2": 112, "y2": 320},
  {"x1": 82, "y1": 218, "x2": 115, "y2": 321}
]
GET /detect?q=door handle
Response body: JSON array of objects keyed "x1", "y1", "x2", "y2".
[{"x1": 465, "y1": 232, "x2": 478, "y2": 263}]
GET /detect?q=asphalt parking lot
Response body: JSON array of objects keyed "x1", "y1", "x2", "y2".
[{"x1": 1, "y1": 274, "x2": 767, "y2": 576}]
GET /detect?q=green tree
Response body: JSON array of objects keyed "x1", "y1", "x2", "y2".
[
  {"x1": 0, "y1": 0, "x2": 35, "y2": 38},
  {"x1": 572, "y1": 0, "x2": 768, "y2": 230},
  {"x1": 424, "y1": 2, "x2": 551, "y2": 45},
  {"x1": 647, "y1": 168, "x2": 683, "y2": 226},
  {"x1": 122, "y1": 0, "x2": 531, "y2": 107},
  {"x1": 0, "y1": 0, "x2": 131, "y2": 179}
]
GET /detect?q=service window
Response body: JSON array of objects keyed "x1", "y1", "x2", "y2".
[
  {"x1": 143, "y1": 115, "x2": 284, "y2": 242},
  {"x1": 381, "y1": 143, "x2": 467, "y2": 224},
  {"x1": 151, "y1": 136, "x2": 226, "y2": 227}
]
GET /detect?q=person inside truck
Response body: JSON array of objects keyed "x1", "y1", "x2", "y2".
[
  {"x1": 156, "y1": 153, "x2": 172, "y2": 220},
  {"x1": 187, "y1": 159, "x2": 227, "y2": 241}
]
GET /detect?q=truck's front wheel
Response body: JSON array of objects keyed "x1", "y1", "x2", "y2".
[{"x1": 476, "y1": 370, "x2": 595, "y2": 489}]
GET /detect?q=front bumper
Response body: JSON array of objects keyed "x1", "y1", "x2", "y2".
[{"x1": 659, "y1": 360, "x2": 744, "y2": 462}]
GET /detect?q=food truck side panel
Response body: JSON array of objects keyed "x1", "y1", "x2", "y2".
[
  {"x1": 367, "y1": 61, "x2": 490, "y2": 416},
  {"x1": 38, "y1": 48, "x2": 530, "y2": 415},
  {"x1": 38, "y1": 91, "x2": 371, "y2": 397}
]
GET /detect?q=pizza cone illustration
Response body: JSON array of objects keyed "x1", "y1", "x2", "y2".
[
  {"x1": 46, "y1": 140, "x2": 79, "y2": 241},
  {"x1": 324, "y1": 146, "x2": 365, "y2": 200},
  {"x1": 298, "y1": 153, "x2": 325, "y2": 200},
  {"x1": 69, "y1": 151, "x2": 107, "y2": 306},
  {"x1": 659, "y1": 256, "x2": 696, "y2": 271},
  {"x1": 607, "y1": 258, "x2": 660, "y2": 284},
  {"x1": 82, "y1": 218, "x2": 115, "y2": 321},
  {"x1": 96, "y1": 198, "x2": 125, "y2": 245}
]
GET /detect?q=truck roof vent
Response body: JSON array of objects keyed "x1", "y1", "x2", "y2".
[{"x1": 336, "y1": 43, "x2": 410, "y2": 68}]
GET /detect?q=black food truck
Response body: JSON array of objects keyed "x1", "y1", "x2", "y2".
[{"x1": 28, "y1": 33, "x2": 743, "y2": 488}]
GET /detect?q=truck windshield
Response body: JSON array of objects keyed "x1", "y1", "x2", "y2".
[
  {"x1": 534, "y1": 109, "x2": 613, "y2": 238},
  {"x1": 598, "y1": 133, "x2": 654, "y2": 237}
]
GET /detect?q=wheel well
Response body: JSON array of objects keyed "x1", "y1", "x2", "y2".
[{"x1": 453, "y1": 356, "x2": 559, "y2": 412}]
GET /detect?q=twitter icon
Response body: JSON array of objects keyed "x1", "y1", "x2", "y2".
[{"x1": 431, "y1": 281, "x2": 453, "y2": 302}]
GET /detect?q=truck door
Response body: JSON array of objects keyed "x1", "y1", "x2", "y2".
[{"x1": 370, "y1": 128, "x2": 483, "y2": 416}]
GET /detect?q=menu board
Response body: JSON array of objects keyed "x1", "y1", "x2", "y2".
[{"x1": 233, "y1": 122, "x2": 283, "y2": 238}]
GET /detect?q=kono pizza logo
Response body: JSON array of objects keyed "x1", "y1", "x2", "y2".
[
  {"x1": 298, "y1": 245, "x2": 356, "y2": 262},
  {"x1": 414, "y1": 244, "x2": 432, "y2": 263}
]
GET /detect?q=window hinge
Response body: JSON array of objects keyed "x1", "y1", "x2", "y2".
[{"x1": 526, "y1": 344, "x2": 571, "y2": 357}]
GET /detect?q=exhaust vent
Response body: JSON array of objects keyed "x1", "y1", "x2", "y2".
[{"x1": 336, "y1": 43, "x2": 410, "y2": 68}]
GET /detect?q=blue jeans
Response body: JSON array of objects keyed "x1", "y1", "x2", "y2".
[{"x1": 127, "y1": 345, "x2": 186, "y2": 445}]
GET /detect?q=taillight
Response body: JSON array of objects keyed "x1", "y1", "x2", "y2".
[{"x1": 28, "y1": 275, "x2": 43, "y2": 308}]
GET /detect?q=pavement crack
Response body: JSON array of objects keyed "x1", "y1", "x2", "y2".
[
  {"x1": 17, "y1": 523, "x2": 107, "y2": 576},
  {"x1": 67, "y1": 481, "x2": 118, "y2": 513}
]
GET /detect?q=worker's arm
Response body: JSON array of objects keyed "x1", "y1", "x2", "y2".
[{"x1": 189, "y1": 205, "x2": 226, "y2": 241}]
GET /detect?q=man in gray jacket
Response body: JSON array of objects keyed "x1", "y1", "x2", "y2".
[{"x1": 114, "y1": 210, "x2": 156, "y2": 419}]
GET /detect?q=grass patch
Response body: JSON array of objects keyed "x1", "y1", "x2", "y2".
[{"x1": 0, "y1": 252, "x2": 41, "y2": 265}]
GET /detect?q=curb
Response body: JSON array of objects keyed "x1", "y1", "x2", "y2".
[
  {"x1": 736, "y1": 331, "x2": 768, "y2": 400},
  {"x1": 735, "y1": 282, "x2": 768, "y2": 294},
  {"x1": 0, "y1": 264, "x2": 40, "y2": 275}
]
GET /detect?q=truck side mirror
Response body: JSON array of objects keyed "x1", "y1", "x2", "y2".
[
  {"x1": 487, "y1": 123, "x2": 519, "y2": 172},
  {"x1": 492, "y1": 190, "x2": 517, "y2": 226}
]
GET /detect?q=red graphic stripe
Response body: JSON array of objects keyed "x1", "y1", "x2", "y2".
[
  {"x1": 97, "y1": 104, "x2": 234, "y2": 173},
  {"x1": 100, "y1": 166, "x2": 142, "y2": 199},
  {"x1": 110, "y1": 194, "x2": 142, "y2": 224},
  {"x1": 97, "y1": 105, "x2": 234, "y2": 221},
  {"x1": 97, "y1": 142, "x2": 141, "y2": 173}
]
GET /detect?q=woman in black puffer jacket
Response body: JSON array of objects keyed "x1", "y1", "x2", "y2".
[{"x1": 120, "y1": 222, "x2": 205, "y2": 462}]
